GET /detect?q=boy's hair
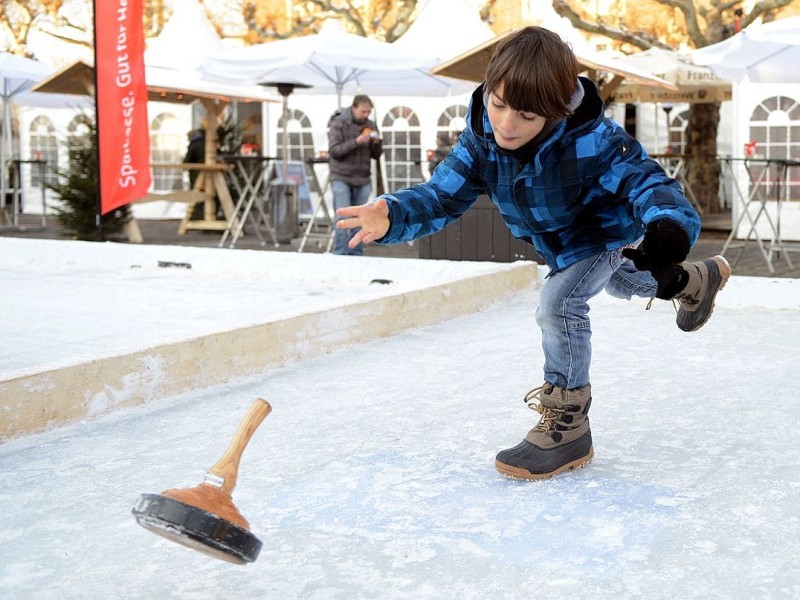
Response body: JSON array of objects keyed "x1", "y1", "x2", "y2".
[
  {"x1": 352, "y1": 94, "x2": 374, "y2": 108},
  {"x1": 484, "y1": 26, "x2": 580, "y2": 120}
]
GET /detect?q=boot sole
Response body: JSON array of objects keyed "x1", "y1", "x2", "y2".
[
  {"x1": 678, "y1": 255, "x2": 731, "y2": 332},
  {"x1": 494, "y1": 447, "x2": 594, "y2": 481}
]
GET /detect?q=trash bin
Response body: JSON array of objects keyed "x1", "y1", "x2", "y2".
[{"x1": 267, "y1": 182, "x2": 299, "y2": 243}]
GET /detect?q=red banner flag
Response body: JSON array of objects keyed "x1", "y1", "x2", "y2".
[{"x1": 94, "y1": 0, "x2": 151, "y2": 214}]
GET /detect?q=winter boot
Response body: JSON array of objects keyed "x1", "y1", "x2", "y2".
[
  {"x1": 673, "y1": 255, "x2": 731, "y2": 332},
  {"x1": 495, "y1": 383, "x2": 593, "y2": 480}
]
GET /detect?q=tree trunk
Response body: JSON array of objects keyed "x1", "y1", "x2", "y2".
[{"x1": 685, "y1": 104, "x2": 721, "y2": 215}]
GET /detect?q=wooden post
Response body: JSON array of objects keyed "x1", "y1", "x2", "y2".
[{"x1": 177, "y1": 101, "x2": 239, "y2": 234}]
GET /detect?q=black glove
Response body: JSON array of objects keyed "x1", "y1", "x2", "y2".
[
  {"x1": 650, "y1": 264, "x2": 690, "y2": 300},
  {"x1": 621, "y1": 219, "x2": 690, "y2": 272}
]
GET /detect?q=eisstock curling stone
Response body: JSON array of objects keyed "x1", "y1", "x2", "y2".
[{"x1": 132, "y1": 398, "x2": 271, "y2": 564}]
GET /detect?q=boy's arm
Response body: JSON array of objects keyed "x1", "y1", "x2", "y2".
[
  {"x1": 338, "y1": 133, "x2": 485, "y2": 247},
  {"x1": 376, "y1": 136, "x2": 486, "y2": 244},
  {"x1": 604, "y1": 138, "x2": 699, "y2": 232},
  {"x1": 598, "y1": 133, "x2": 700, "y2": 268}
]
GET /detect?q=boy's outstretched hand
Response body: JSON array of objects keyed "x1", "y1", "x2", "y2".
[{"x1": 336, "y1": 198, "x2": 390, "y2": 248}]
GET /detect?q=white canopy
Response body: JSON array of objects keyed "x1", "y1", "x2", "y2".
[
  {"x1": 32, "y1": 59, "x2": 276, "y2": 106},
  {"x1": 691, "y1": 16, "x2": 800, "y2": 83},
  {"x1": 140, "y1": 0, "x2": 273, "y2": 103},
  {"x1": 31, "y1": 0, "x2": 277, "y2": 107},
  {"x1": 199, "y1": 20, "x2": 475, "y2": 107},
  {"x1": 32, "y1": 0, "x2": 277, "y2": 106},
  {"x1": 430, "y1": 32, "x2": 677, "y2": 96},
  {"x1": 1, "y1": 53, "x2": 92, "y2": 215},
  {"x1": 605, "y1": 47, "x2": 731, "y2": 104}
]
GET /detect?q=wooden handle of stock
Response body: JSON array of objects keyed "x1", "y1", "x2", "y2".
[{"x1": 207, "y1": 398, "x2": 272, "y2": 495}]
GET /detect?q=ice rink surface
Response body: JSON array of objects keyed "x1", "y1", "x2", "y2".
[{"x1": 1, "y1": 238, "x2": 799, "y2": 599}]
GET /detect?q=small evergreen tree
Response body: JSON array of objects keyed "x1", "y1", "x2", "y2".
[{"x1": 49, "y1": 113, "x2": 129, "y2": 241}]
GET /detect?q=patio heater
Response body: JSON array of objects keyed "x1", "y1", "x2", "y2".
[{"x1": 260, "y1": 81, "x2": 311, "y2": 243}]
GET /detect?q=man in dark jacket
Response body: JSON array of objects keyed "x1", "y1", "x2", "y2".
[
  {"x1": 428, "y1": 132, "x2": 456, "y2": 176},
  {"x1": 328, "y1": 95, "x2": 383, "y2": 255},
  {"x1": 183, "y1": 129, "x2": 205, "y2": 189}
]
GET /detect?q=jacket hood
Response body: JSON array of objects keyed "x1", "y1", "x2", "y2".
[
  {"x1": 328, "y1": 107, "x2": 349, "y2": 127},
  {"x1": 467, "y1": 76, "x2": 605, "y2": 155}
]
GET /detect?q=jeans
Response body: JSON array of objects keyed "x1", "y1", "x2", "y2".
[
  {"x1": 536, "y1": 248, "x2": 658, "y2": 390},
  {"x1": 332, "y1": 180, "x2": 372, "y2": 255}
]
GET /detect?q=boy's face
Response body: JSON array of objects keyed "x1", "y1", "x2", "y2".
[{"x1": 486, "y1": 82, "x2": 547, "y2": 150}]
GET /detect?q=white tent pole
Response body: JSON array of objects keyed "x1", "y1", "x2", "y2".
[
  {"x1": 261, "y1": 100, "x2": 269, "y2": 157},
  {"x1": 282, "y1": 92, "x2": 289, "y2": 178},
  {"x1": 371, "y1": 99, "x2": 388, "y2": 197},
  {"x1": 1, "y1": 84, "x2": 9, "y2": 213},
  {"x1": 653, "y1": 102, "x2": 660, "y2": 153}
]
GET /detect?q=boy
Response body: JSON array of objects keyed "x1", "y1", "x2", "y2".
[{"x1": 336, "y1": 27, "x2": 730, "y2": 480}]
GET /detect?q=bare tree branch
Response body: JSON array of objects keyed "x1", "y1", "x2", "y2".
[
  {"x1": 554, "y1": 0, "x2": 795, "y2": 50},
  {"x1": 384, "y1": 0, "x2": 418, "y2": 43},
  {"x1": 552, "y1": 0, "x2": 672, "y2": 50},
  {"x1": 238, "y1": 0, "x2": 422, "y2": 43},
  {"x1": 1, "y1": 0, "x2": 94, "y2": 54},
  {"x1": 743, "y1": 0, "x2": 795, "y2": 25},
  {"x1": 652, "y1": 0, "x2": 708, "y2": 46},
  {"x1": 479, "y1": 0, "x2": 500, "y2": 22}
]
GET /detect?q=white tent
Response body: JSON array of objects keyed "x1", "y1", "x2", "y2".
[
  {"x1": 692, "y1": 16, "x2": 800, "y2": 83},
  {"x1": 1, "y1": 54, "x2": 52, "y2": 205},
  {"x1": 199, "y1": 20, "x2": 475, "y2": 108},
  {"x1": 140, "y1": 0, "x2": 272, "y2": 102},
  {"x1": 690, "y1": 17, "x2": 800, "y2": 249},
  {"x1": 144, "y1": 0, "x2": 224, "y2": 71},
  {"x1": 31, "y1": 0, "x2": 279, "y2": 120},
  {"x1": 392, "y1": 0, "x2": 495, "y2": 63},
  {"x1": 138, "y1": 0, "x2": 277, "y2": 220},
  {"x1": 0, "y1": 53, "x2": 91, "y2": 224}
]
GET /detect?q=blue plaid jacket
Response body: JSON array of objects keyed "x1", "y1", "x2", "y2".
[{"x1": 378, "y1": 78, "x2": 700, "y2": 272}]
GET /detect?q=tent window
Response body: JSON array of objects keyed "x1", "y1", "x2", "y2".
[
  {"x1": 237, "y1": 102, "x2": 264, "y2": 154},
  {"x1": 436, "y1": 104, "x2": 468, "y2": 131},
  {"x1": 277, "y1": 109, "x2": 314, "y2": 162},
  {"x1": 426, "y1": 104, "x2": 468, "y2": 178},
  {"x1": 776, "y1": 96, "x2": 799, "y2": 118},
  {"x1": 667, "y1": 110, "x2": 689, "y2": 155},
  {"x1": 748, "y1": 95, "x2": 800, "y2": 201},
  {"x1": 150, "y1": 113, "x2": 183, "y2": 192},
  {"x1": 381, "y1": 106, "x2": 423, "y2": 191},
  {"x1": 28, "y1": 116, "x2": 58, "y2": 188},
  {"x1": 435, "y1": 103, "x2": 467, "y2": 145},
  {"x1": 65, "y1": 115, "x2": 93, "y2": 175}
]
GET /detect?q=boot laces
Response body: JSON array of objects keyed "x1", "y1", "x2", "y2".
[
  {"x1": 676, "y1": 291, "x2": 699, "y2": 306},
  {"x1": 644, "y1": 297, "x2": 690, "y2": 312},
  {"x1": 523, "y1": 384, "x2": 566, "y2": 434}
]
